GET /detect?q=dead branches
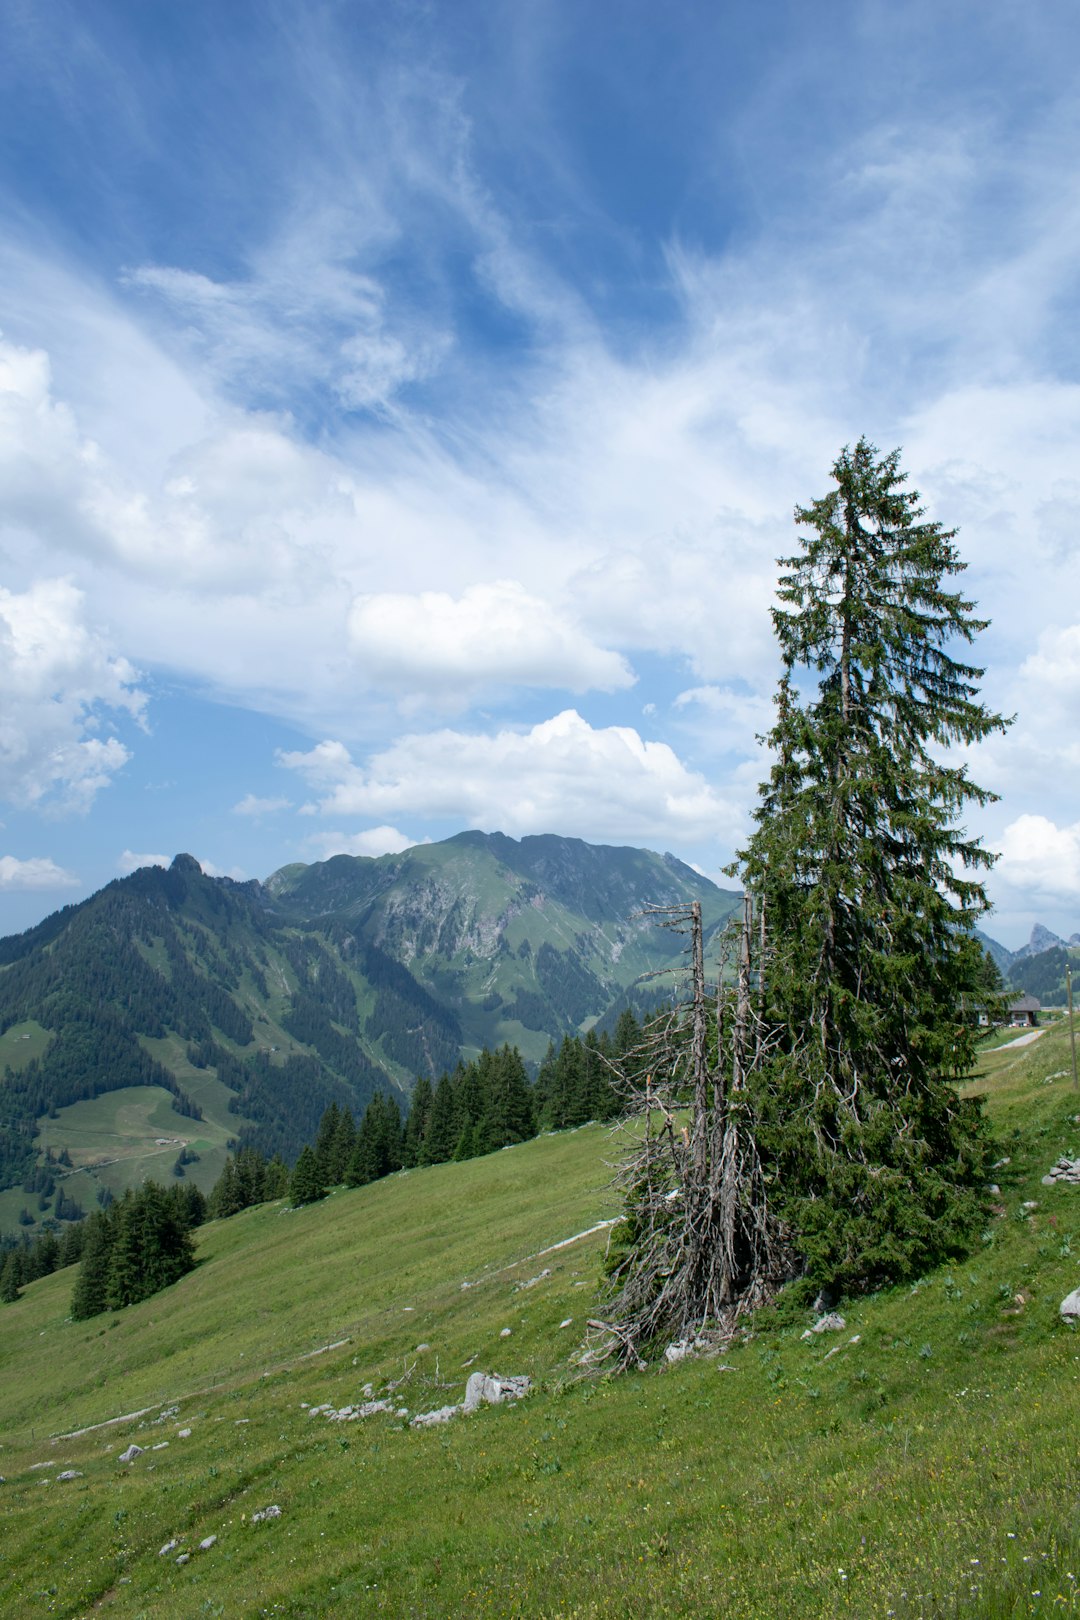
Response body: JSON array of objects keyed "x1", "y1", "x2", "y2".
[{"x1": 599, "y1": 897, "x2": 790, "y2": 1366}]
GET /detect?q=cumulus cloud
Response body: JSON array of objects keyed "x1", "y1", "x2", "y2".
[
  {"x1": 0, "y1": 578, "x2": 145, "y2": 813},
  {"x1": 0, "y1": 854, "x2": 80, "y2": 889},
  {"x1": 118, "y1": 850, "x2": 170, "y2": 873},
  {"x1": 994, "y1": 815, "x2": 1080, "y2": 904},
  {"x1": 279, "y1": 708, "x2": 744, "y2": 847},
  {"x1": 303, "y1": 825, "x2": 418, "y2": 860},
  {"x1": 347, "y1": 580, "x2": 633, "y2": 699}
]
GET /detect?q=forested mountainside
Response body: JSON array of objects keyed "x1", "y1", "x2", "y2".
[
  {"x1": 0, "y1": 834, "x2": 739, "y2": 1216},
  {"x1": 264, "y1": 831, "x2": 739, "y2": 1053}
]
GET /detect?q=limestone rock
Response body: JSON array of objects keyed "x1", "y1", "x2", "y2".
[
  {"x1": 1060, "y1": 1287, "x2": 1080, "y2": 1320},
  {"x1": 251, "y1": 1505, "x2": 282, "y2": 1524},
  {"x1": 57, "y1": 1470, "x2": 83, "y2": 1480},
  {"x1": 802, "y1": 1313, "x2": 846, "y2": 1339},
  {"x1": 411, "y1": 1403, "x2": 462, "y2": 1427},
  {"x1": 463, "y1": 1372, "x2": 531, "y2": 1412},
  {"x1": 1043, "y1": 1157, "x2": 1080, "y2": 1186},
  {"x1": 199, "y1": 1535, "x2": 217, "y2": 1551},
  {"x1": 118, "y1": 1444, "x2": 144, "y2": 1463}
]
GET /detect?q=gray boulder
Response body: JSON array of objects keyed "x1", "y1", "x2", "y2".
[
  {"x1": 1060, "y1": 1287, "x2": 1080, "y2": 1321},
  {"x1": 118, "y1": 1444, "x2": 144, "y2": 1463},
  {"x1": 411, "y1": 1403, "x2": 462, "y2": 1427},
  {"x1": 463, "y1": 1372, "x2": 532, "y2": 1412}
]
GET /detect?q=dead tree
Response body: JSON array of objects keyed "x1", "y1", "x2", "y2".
[{"x1": 593, "y1": 896, "x2": 789, "y2": 1366}]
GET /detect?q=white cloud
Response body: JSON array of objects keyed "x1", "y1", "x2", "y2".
[
  {"x1": 279, "y1": 708, "x2": 744, "y2": 847},
  {"x1": 233, "y1": 793, "x2": 293, "y2": 816},
  {"x1": 117, "y1": 849, "x2": 248, "y2": 880},
  {"x1": 0, "y1": 577, "x2": 145, "y2": 813},
  {"x1": 674, "y1": 685, "x2": 774, "y2": 735},
  {"x1": 196, "y1": 857, "x2": 248, "y2": 881},
  {"x1": 304, "y1": 825, "x2": 417, "y2": 860},
  {"x1": 118, "y1": 850, "x2": 169, "y2": 873},
  {"x1": 0, "y1": 854, "x2": 80, "y2": 889},
  {"x1": 347, "y1": 580, "x2": 633, "y2": 700},
  {"x1": 995, "y1": 815, "x2": 1080, "y2": 904}
]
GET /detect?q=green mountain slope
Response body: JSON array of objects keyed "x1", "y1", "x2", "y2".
[
  {"x1": 0, "y1": 856, "x2": 411, "y2": 1221},
  {"x1": 1, "y1": 1024, "x2": 1080, "y2": 1616},
  {"x1": 266, "y1": 830, "x2": 741, "y2": 1055},
  {"x1": 0, "y1": 834, "x2": 739, "y2": 1227}
]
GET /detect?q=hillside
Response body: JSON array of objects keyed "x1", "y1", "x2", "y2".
[
  {"x1": 0, "y1": 836, "x2": 739, "y2": 1230},
  {"x1": 2, "y1": 1022, "x2": 1080, "y2": 1616},
  {"x1": 264, "y1": 831, "x2": 740, "y2": 1055}
]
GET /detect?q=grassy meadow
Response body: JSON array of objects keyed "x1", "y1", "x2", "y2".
[{"x1": 2, "y1": 1025, "x2": 1080, "y2": 1617}]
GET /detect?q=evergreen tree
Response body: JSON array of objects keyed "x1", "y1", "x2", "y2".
[
  {"x1": 738, "y1": 437, "x2": 1008, "y2": 1294},
  {"x1": 480, "y1": 1045, "x2": 535, "y2": 1150},
  {"x1": 264, "y1": 1154, "x2": 290, "y2": 1199},
  {"x1": 421, "y1": 1075, "x2": 458, "y2": 1165},
  {"x1": 314, "y1": 1103, "x2": 343, "y2": 1183},
  {"x1": 330, "y1": 1106, "x2": 358, "y2": 1183},
  {"x1": 533, "y1": 1041, "x2": 558, "y2": 1127},
  {"x1": 1, "y1": 1250, "x2": 22, "y2": 1303},
  {"x1": 60, "y1": 1219, "x2": 87, "y2": 1268},
  {"x1": 71, "y1": 1209, "x2": 115, "y2": 1319},
  {"x1": 401, "y1": 1076, "x2": 432, "y2": 1167},
  {"x1": 209, "y1": 1156, "x2": 242, "y2": 1218},
  {"x1": 345, "y1": 1093, "x2": 402, "y2": 1186},
  {"x1": 289, "y1": 1145, "x2": 326, "y2": 1206}
]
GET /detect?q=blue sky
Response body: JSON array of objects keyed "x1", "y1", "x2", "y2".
[{"x1": 2, "y1": 0, "x2": 1079, "y2": 946}]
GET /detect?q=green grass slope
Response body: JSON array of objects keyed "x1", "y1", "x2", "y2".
[{"x1": 3, "y1": 1028, "x2": 1080, "y2": 1617}]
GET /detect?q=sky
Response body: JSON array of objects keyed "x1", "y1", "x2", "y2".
[{"x1": 1, "y1": 0, "x2": 1079, "y2": 949}]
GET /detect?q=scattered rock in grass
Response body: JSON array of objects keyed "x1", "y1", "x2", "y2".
[
  {"x1": 415, "y1": 1343, "x2": 431, "y2": 1352},
  {"x1": 176, "y1": 1553, "x2": 190, "y2": 1566},
  {"x1": 199, "y1": 1535, "x2": 217, "y2": 1551},
  {"x1": 664, "y1": 1339, "x2": 703, "y2": 1364},
  {"x1": 499, "y1": 1327, "x2": 512, "y2": 1337},
  {"x1": 251, "y1": 1505, "x2": 281, "y2": 1524},
  {"x1": 152, "y1": 1442, "x2": 169, "y2": 1450},
  {"x1": 178, "y1": 1428, "x2": 191, "y2": 1439},
  {"x1": 158, "y1": 1540, "x2": 178, "y2": 1557},
  {"x1": 463, "y1": 1373, "x2": 532, "y2": 1412},
  {"x1": 396, "y1": 1408, "x2": 409, "y2": 1419},
  {"x1": 559, "y1": 1318, "x2": 573, "y2": 1329},
  {"x1": 1060, "y1": 1287, "x2": 1080, "y2": 1321},
  {"x1": 361, "y1": 1384, "x2": 374, "y2": 1398},
  {"x1": 1022, "y1": 1200, "x2": 1039, "y2": 1211},
  {"x1": 986, "y1": 1184, "x2": 1001, "y2": 1195},
  {"x1": 411, "y1": 1403, "x2": 461, "y2": 1427},
  {"x1": 1042, "y1": 1157, "x2": 1080, "y2": 1186},
  {"x1": 118, "y1": 1444, "x2": 144, "y2": 1463},
  {"x1": 57, "y1": 1470, "x2": 82, "y2": 1480},
  {"x1": 310, "y1": 1398, "x2": 396, "y2": 1423},
  {"x1": 993, "y1": 1157, "x2": 1011, "y2": 1169},
  {"x1": 802, "y1": 1313, "x2": 846, "y2": 1339},
  {"x1": 516, "y1": 1268, "x2": 551, "y2": 1291}
]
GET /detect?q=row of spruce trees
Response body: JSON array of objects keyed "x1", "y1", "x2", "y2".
[
  {"x1": 214, "y1": 1018, "x2": 643, "y2": 1214},
  {"x1": 1, "y1": 1016, "x2": 644, "y2": 1310}
]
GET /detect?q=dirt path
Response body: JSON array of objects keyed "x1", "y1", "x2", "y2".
[{"x1": 995, "y1": 1027, "x2": 1045, "y2": 1050}]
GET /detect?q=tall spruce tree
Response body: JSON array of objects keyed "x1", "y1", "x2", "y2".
[{"x1": 739, "y1": 437, "x2": 1009, "y2": 1293}]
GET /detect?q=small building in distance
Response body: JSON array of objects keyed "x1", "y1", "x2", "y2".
[{"x1": 1007, "y1": 993, "x2": 1041, "y2": 1028}]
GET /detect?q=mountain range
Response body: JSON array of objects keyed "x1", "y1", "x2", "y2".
[{"x1": 0, "y1": 833, "x2": 740, "y2": 1231}]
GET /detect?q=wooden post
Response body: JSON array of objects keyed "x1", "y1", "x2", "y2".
[{"x1": 1068, "y1": 963, "x2": 1079, "y2": 1094}]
